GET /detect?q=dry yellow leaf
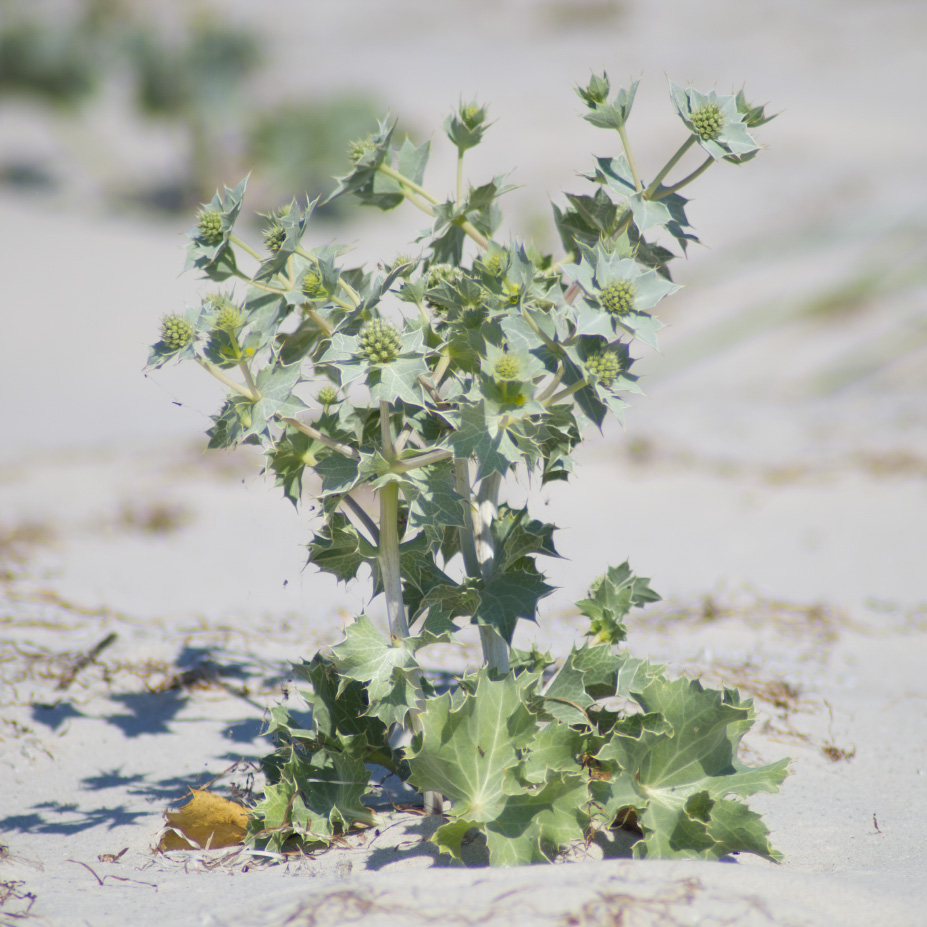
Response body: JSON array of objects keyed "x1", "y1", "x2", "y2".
[{"x1": 158, "y1": 789, "x2": 249, "y2": 851}]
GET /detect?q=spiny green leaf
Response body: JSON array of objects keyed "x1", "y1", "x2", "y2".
[
  {"x1": 407, "y1": 670, "x2": 539, "y2": 823},
  {"x1": 591, "y1": 675, "x2": 789, "y2": 861},
  {"x1": 474, "y1": 564, "x2": 553, "y2": 644},
  {"x1": 484, "y1": 773, "x2": 589, "y2": 866},
  {"x1": 306, "y1": 512, "x2": 376, "y2": 583},
  {"x1": 330, "y1": 615, "x2": 442, "y2": 727}
]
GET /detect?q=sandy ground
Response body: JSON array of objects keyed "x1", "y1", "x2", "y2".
[{"x1": 2, "y1": 0, "x2": 927, "y2": 924}]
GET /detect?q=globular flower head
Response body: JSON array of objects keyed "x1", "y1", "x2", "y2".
[
  {"x1": 690, "y1": 102, "x2": 723, "y2": 141},
  {"x1": 317, "y1": 384, "x2": 339, "y2": 407},
  {"x1": 599, "y1": 279, "x2": 636, "y2": 316},
  {"x1": 301, "y1": 267, "x2": 327, "y2": 299},
  {"x1": 358, "y1": 319, "x2": 402, "y2": 364},
  {"x1": 196, "y1": 208, "x2": 224, "y2": 245},
  {"x1": 214, "y1": 302, "x2": 243, "y2": 332},
  {"x1": 160, "y1": 314, "x2": 195, "y2": 351},
  {"x1": 263, "y1": 221, "x2": 285, "y2": 254},
  {"x1": 426, "y1": 263, "x2": 464, "y2": 289},
  {"x1": 478, "y1": 245, "x2": 509, "y2": 279},
  {"x1": 585, "y1": 349, "x2": 622, "y2": 386},
  {"x1": 348, "y1": 133, "x2": 376, "y2": 164},
  {"x1": 261, "y1": 203, "x2": 293, "y2": 255},
  {"x1": 390, "y1": 254, "x2": 417, "y2": 278},
  {"x1": 669, "y1": 82, "x2": 761, "y2": 161},
  {"x1": 492, "y1": 354, "x2": 522, "y2": 382}
]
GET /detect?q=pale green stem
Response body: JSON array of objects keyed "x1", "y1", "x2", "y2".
[
  {"x1": 546, "y1": 379, "x2": 587, "y2": 407},
  {"x1": 230, "y1": 234, "x2": 263, "y2": 263},
  {"x1": 454, "y1": 459, "x2": 482, "y2": 578},
  {"x1": 474, "y1": 472, "x2": 509, "y2": 675},
  {"x1": 393, "y1": 447, "x2": 453, "y2": 473},
  {"x1": 195, "y1": 357, "x2": 257, "y2": 400},
  {"x1": 341, "y1": 495, "x2": 379, "y2": 546},
  {"x1": 616, "y1": 124, "x2": 643, "y2": 193},
  {"x1": 377, "y1": 163, "x2": 440, "y2": 205},
  {"x1": 454, "y1": 461, "x2": 509, "y2": 674},
  {"x1": 232, "y1": 270, "x2": 287, "y2": 296},
  {"x1": 378, "y1": 401, "x2": 408, "y2": 637},
  {"x1": 337, "y1": 278, "x2": 362, "y2": 306},
  {"x1": 403, "y1": 188, "x2": 437, "y2": 218},
  {"x1": 644, "y1": 135, "x2": 696, "y2": 198},
  {"x1": 237, "y1": 359, "x2": 259, "y2": 398},
  {"x1": 379, "y1": 482, "x2": 409, "y2": 639},
  {"x1": 456, "y1": 151, "x2": 464, "y2": 206},
  {"x1": 537, "y1": 366, "x2": 565, "y2": 402},
  {"x1": 417, "y1": 375, "x2": 443, "y2": 406},
  {"x1": 305, "y1": 308, "x2": 334, "y2": 337},
  {"x1": 279, "y1": 416, "x2": 359, "y2": 459},
  {"x1": 652, "y1": 155, "x2": 714, "y2": 199},
  {"x1": 520, "y1": 306, "x2": 560, "y2": 354},
  {"x1": 432, "y1": 353, "x2": 452, "y2": 388},
  {"x1": 377, "y1": 162, "x2": 490, "y2": 251}
]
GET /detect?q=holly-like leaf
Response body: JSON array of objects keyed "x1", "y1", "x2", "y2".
[
  {"x1": 411, "y1": 582, "x2": 481, "y2": 635},
  {"x1": 307, "y1": 512, "x2": 376, "y2": 583},
  {"x1": 484, "y1": 773, "x2": 589, "y2": 866},
  {"x1": 405, "y1": 460, "x2": 467, "y2": 543},
  {"x1": 490, "y1": 505, "x2": 559, "y2": 571},
  {"x1": 248, "y1": 737, "x2": 373, "y2": 851},
  {"x1": 407, "y1": 671, "x2": 539, "y2": 823},
  {"x1": 242, "y1": 361, "x2": 307, "y2": 441},
  {"x1": 444, "y1": 401, "x2": 525, "y2": 480},
  {"x1": 474, "y1": 564, "x2": 553, "y2": 644},
  {"x1": 591, "y1": 675, "x2": 790, "y2": 861},
  {"x1": 330, "y1": 615, "x2": 441, "y2": 727},
  {"x1": 313, "y1": 453, "x2": 361, "y2": 497},
  {"x1": 291, "y1": 655, "x2": 391, "y2": 748},
  {"x1": 578, "y1": 561, "x2": 661, "y2": 645}
]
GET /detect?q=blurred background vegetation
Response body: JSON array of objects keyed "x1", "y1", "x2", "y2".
[{"x1": 0, "y1": 0, "x2": 384, "y2": 216}]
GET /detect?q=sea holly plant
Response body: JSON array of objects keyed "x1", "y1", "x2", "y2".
[{"x1": 149, "y1": 75, "x2": 786, "y2": 866}]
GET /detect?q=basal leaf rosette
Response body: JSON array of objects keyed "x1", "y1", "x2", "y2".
[{"x1": 669, "y1": 82, "x2": 760, "y2": 161}]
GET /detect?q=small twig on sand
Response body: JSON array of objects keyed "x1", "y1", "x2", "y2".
[{"x1": 57, "y1": 632, "x2": 118, "y2": 689}]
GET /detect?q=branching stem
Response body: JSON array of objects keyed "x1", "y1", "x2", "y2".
[
  {"x1": 644, "y1": 135, "x2": 696, "y2": 197},
  {"x1": 652, "y1": 155, "x2": 714, "y2": 199},
  {"x1": 617, "y1": 124, "x2": 643, "y2": 193},
  {"x1": 196, "y1": 357, "x2": 257, "y2": 400},
  {"x1": 279, "y1": 416, "x2": 359, "y2": 459}
]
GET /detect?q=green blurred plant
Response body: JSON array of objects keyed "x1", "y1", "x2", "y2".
[{"x1": 150, "y1": 74, "x2": 786, "y2": 866}]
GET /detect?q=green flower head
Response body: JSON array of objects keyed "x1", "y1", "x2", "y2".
[
  {"x1": 301, "y1": 267, "x2": 327, "y2": 299},
  {"x1": 493, "y1": 354, "x2": 522, "y2": 382},
  {"x1": 478, "y1": 245, "x2": 509, "y2": 279},
  {"x1": 203, "y1": 294, "x2": 242, "y2": 331},
  {"x1": 261, "y1": 204, "x2": 293, "y2": 255},
  {"x1": 585, "y1": 349, "x2": 622, "y2": 386},
  {"x1": 196, "y1": 208, "x2": 224, "y2": 245},
  {"x1": 317, "y1": 384, "x2": 339, "y2": 406},
  {"x1": 160, "y1": 314, "x2": 195, "y2": 351},
  {"x1": 690, "y1": 102, "x2": 723, "y2": 141},
  {"x1": 599, "y1": 279, "x2": 636, "y2": 316},
  {"x1": 349, "y1": 133, "x2": 376, "y2": 164},
  {"x1": 669, "y1": 82, "x2": 761, "y2": 161},
  {"x1": 358, "y1": 319, "x2": 403, "y2": 364}
]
